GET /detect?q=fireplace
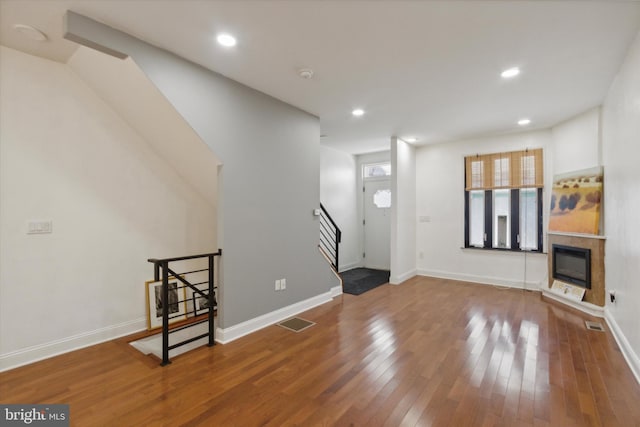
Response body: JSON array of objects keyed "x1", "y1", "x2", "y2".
[{"x1": 552, "y1": 244, "x2": 591, "y2": 289}]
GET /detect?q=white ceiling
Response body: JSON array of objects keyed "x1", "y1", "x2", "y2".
[{"x1": 2, "y1": 0, "x2": 640, "y2": 154}]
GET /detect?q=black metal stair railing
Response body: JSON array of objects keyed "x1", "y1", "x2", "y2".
[
  {"x1": 319, "y1": 203, "x2": 341, "y2": 271},
  {"x1": 147, "y1": 250, "x2": 221, "y2": 366}
]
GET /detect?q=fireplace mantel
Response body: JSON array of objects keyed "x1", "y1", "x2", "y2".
[{"x1": 547, "y1": 231, "x2": 606, "y2": 240}]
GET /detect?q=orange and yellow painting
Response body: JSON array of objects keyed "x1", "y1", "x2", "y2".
[{"x1": 549, "y1": 167, "x2": 603, "y2": 235}]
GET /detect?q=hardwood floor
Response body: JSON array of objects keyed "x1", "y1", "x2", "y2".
[{"x1": 2, "y1": 276, "x2": 639, "y2": 426}]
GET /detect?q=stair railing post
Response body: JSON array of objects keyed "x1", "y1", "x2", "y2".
[
  {"x1": 153, "y1": 262, "x2": 160, "y2": 282},
  {"x1": 161, "y1": 261, "x2": 171, "y2": 366},
  {"x1": 335, "y1": 229, "x2": 341, "y2": 272},
  {"x1": 207, "y1": 254, "x2": 215, "y2": 347}
]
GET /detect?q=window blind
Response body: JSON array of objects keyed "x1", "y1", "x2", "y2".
[{"x1": 465, "y1": 148, "x2": 543, "y2": 190}]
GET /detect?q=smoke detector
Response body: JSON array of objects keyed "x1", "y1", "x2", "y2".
[{"x1": 298, "y1": 68, "x2": 314, "y2": 79}]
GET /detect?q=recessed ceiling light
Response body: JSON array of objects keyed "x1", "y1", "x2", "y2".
[
  {"x1": 501, "y1": 67, "x2": 520, "y2": 79},
  {"x1": 216, "y1": 33, "x2": 237, "y2": 47},
  {"x1": 518, "y1": 118, "x2": 531, "y2": 126},
  {"x1": 352, "y1": 109, "x2": 365, "y2": 117},
  {"x1": 13, "y1": 24, "x2": 47, "y2": 42},
  {"x1": 298, "y1": 68, "x2": 314, "y2": 79},
  {"x1": 405, "y1": 137, "x2": 418, "y2": 143}
]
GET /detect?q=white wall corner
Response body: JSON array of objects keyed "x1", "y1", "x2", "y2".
[
  {"x1": 330, "y1": 285, "x2": 343, "y2": 297},
  {"x1": 215, "y1": 291, "x2": 333, "y2": 344},
  {"x1": 390, "y1": 269, "x2": 417, "y2": 285},
  {"x1": 604, "y1": 309, "x2": 640, "y2": 386},
  {"x1": 339, "y1": 261, "x2": 362, "y2": 273},
  {"x1": 0, "y1": 318, "x2": 146, "y2": 373}
]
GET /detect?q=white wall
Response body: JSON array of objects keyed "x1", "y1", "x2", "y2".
[
  {"x1": 320, "y1": 146, "x2": 359, "y2": 271},
  {"x1": 550, "y1": 107, "x2": 604, "y2": 233},
  {"x1": 64, "y1": 12, "x2": 339, "y2": 333},
  {"x1": 601, "y1": 31, "x2": 640, "y2": 382},
  {"x1": 390, "y1": 137, "x2": 416, "y2": 284},
  {"x1": 551, "y1": 107, "x2": 601, "y2": 175},
  {"x1": 0, "y1": 46, "x2": 216, "y2": 370},
  {"x1": 67, "y1": 46, "x2": 220, "y2": 206},
  {"x1": 415, "y1": 131, "x2": 551, "y2": 288}
]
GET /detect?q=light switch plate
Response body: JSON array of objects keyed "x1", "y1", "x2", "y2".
[{"x1": 27, "y1": 220, "x2": 53, "y2": 234}]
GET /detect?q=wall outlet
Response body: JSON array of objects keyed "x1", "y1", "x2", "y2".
[
  {"x1": 275, "y1": 280, "x2": 281, "y2": 291},
  {"x1": 281, "y1": 278, "x2": 286, "y2": 290}
]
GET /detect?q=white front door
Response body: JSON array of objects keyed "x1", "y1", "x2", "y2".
[{"x1": 363, "y1": 179, "x2": 391, "y2": 270}]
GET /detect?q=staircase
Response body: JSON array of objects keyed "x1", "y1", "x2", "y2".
[{"x1": 319, "y1": 203, "x2": 341, "y2": 272}]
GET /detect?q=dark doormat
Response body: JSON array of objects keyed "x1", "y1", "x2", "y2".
[{"x1": 340, "y1": 268, "x2": 390, "y2": 295}]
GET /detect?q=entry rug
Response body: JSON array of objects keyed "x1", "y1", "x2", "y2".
[{"x1": 340, "y1": 268, "x2": 390, "y2": 295}]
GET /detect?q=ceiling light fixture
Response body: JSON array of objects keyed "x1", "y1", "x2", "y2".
[
  {"x1": 405, "y1": 137, "x2": 418, "y2": 143},
  {"x1": 501, "y1": 67, "x2": 520, "y2": 79},
  {"x1": 518, "y1": 118, "x2": 531, "y2": 126},
  {"x1": 13, "y1": 24, "x2": 47, "y2": 42},
  {"x1": 298, "y1": 68, "x2": 314, "y2": 79},
  {"x1": 216, "y1": 33, "x2": 237, "y2": 47},
  {"x1": 352, "y1": 109, "x2": 365, "y2": 117}
]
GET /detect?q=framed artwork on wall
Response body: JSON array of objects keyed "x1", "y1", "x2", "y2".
[
  {"x1": 192, "y1": 292, "x2": 211, "y2": 316},
  {"x1": 145, "y1": 277, "x2": 187, "y2": 330},
  {"x1": 549, "y1": 166, "x2": 603, "y2": 235}
]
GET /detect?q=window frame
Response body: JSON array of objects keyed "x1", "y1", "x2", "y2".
[
  {"x1": 463, "y1": 150, "x2": 544, "y2": 253},
  {"x1": 363, "y1": 162, "x2": 392, "y2": 179}
]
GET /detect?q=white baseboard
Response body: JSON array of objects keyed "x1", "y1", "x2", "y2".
[
  {"x1": 0, "y1": 318, "x2": 146, "y2": 372},
  {"x1": 330, "y1": 285, "x2": 343, "y2": 297},
  {"x1": 605, "y1": 310, "x2": 640, "y2": 386},
  {"x1": 417, "y1": 269, "x2": 540, "y2": 290},
  {"x1": 390, "y1": 269, "x2": 416, "y2": 285},
  {"x1": 215, "y1": 291, "x2": 334, "y2": 344},
  {"x1": 338, "y1": 261, "x2": 361, "y2": 273}
]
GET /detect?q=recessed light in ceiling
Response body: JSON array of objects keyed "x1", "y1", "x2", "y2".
[
  {"x1": 405, "y1": 137, "x2": 418, "y2": 143},
  {"x1": 298, "y1": 68, "x2": 314, "y2": 79},
  {"x1": 518, "y1": 118, "x2": 531, "y2": 126},
  {"x1": 13, "y1": 24, "x2": 48, "y2": 42},
  {"x1": 352, "y1": 109, "x2": 365, "y2": 117},
  {"x1": 501, "y1": 67, "x2": 520, "y2": 79},
  {"x1": 216, "y1": 33, "x2": 237, "y2": 47}
]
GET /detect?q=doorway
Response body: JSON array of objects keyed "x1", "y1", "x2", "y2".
[{"x1": 363, "y1": 174, "x2": 391, "y2": 270}]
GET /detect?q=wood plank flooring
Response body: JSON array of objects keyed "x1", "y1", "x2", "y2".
[{"x1": 2, "y1": 276, "x2": 639, "y2": 426}]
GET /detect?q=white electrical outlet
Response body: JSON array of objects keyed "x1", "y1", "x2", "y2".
[
  {"x1": 275, "y1": 280, "x2": 281, "y2": 291},
  {"x1": 281, "y1": 279, "x2": 286, "y2": 290}
]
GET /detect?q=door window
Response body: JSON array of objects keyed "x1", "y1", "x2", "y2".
[{"x1": 373, "y1": 189, "x2": 391, "y2": 208}]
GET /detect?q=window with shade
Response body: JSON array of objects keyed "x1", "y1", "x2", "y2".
[{"x1": 464, "y1": 149, "x2": 543, "y2": 252}]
